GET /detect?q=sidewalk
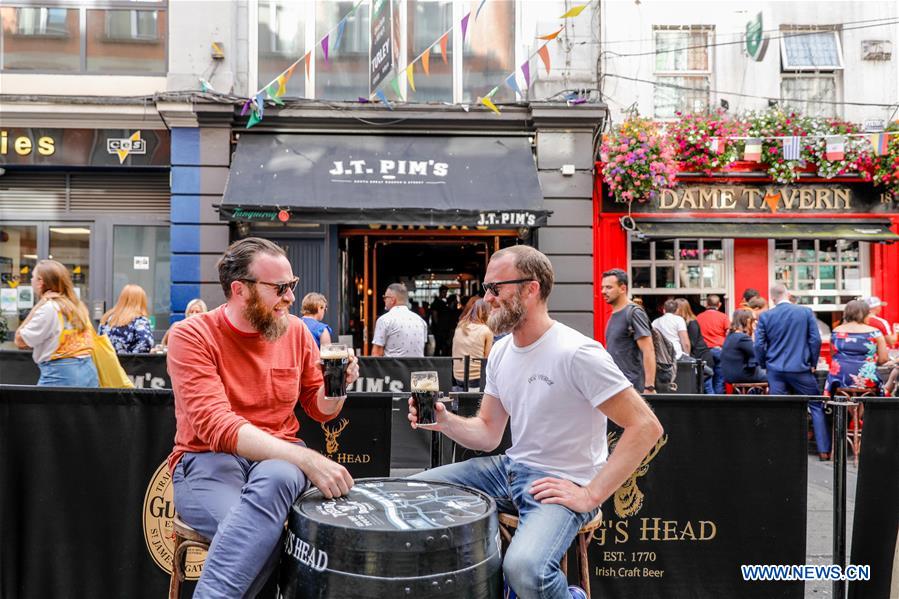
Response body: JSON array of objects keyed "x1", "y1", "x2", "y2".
[{"x1": 806, "y1": 454, "x2": 858, "y2": 598}]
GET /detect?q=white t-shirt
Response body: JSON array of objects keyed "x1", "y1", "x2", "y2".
[
  {"x1": 484, "y1": 321, "x2": 632, "y2": 486},
  {"x1": 371, "y1": 305, "x2": 428, "y2": 357},
  {"x1": 652, "y1": 313, "x2": 687, "y2": 358},
  {"x1": 18, "y1": 300, "x2": 63, "y2": 364}
]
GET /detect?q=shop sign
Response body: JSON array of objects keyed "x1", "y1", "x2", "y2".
[
  {"x1": 369, "y1": 0, "x2": 397, "y2": 94},
  {"x1": 0, "y1": 128, "x2": 169, "y2": 167},
  {"x1": 745, "y1": 12, "x2": 768, "y2": 61},
  {"x1": 604, "y1": 183, "x2": 897, "y2": 214}
]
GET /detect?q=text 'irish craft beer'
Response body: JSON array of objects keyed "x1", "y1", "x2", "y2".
[
  {"x1": 320, "y1": 344, "x2": 349, "y2": 401},
  {"x1": 411, "y1": 370, "x2": 440, "y2": 427},
  {"x1": 280, "y1": 478, "x2": 501, "y2": 598}
]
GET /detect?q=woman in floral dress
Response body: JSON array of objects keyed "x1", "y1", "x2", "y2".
[
  {"x1": 826, "y1": 300, "x2": 889, "y2": 395},
  {"x1": 98, "y1": 284, "x2": 155, "y2": 353}
]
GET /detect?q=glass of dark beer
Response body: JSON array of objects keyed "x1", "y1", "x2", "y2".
[
  {"x1": 320, "y1": 343, "x2": 349, "y2": 401},
  {"x1": 411, "y1": 371, "x2": 440, "y2": 427}
]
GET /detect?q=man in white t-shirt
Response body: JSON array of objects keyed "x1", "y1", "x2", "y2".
[
  {"x1": 651, "y1": 299, "x2": 691, "y2": 358},
  {"x1": 371, "y1": 283, "x2": 428, "y2": 357},
  {"x1": 409, "y1": 246, "x2": 664, "y2": 599}
]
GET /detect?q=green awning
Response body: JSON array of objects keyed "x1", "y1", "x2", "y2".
[{"x1": 634, "y1": 221, "x2": 899, "y2": 242}]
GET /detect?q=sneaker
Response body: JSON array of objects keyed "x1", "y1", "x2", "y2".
[{"x1": 569, "y1": 585, "x2": 588, "y2": 599}]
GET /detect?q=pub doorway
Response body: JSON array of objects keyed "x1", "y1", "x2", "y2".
[{"x1": 339, "y1": 228, "x2": 525, "y2": 355}]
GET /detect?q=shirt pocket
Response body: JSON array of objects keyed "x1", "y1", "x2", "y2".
[{"x1": 270, "y1": 367, "x2": 300, "y2": 404}]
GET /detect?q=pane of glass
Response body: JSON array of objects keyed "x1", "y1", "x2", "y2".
[
  {"x1": 782, "y1": 31, "x2": 841, "y2": 69},
  {"x1": 775, "y1": 265, "x2": 793, "y2": 286},
  {"x1": 656, "y1": 266, "x2": 675, "y2": 289},
  {"x1": 840, "y1": 266, "x2": 860, "y2": 290},
  {"x1": 407, "y1": 0, "x2": 452, "y2": 102},
  {"x1": 702, "y1": 263, "x2": 723, "y2": 288},
  {"x1": 681, "y1": 264, "x2": 701, "y2": 288},
  {"x1": 780, "y1": 76, "x2": 836, "y2": 118},
  {"x1": 678, "y1": 240, "x2": 699, "y2": 260},
  {"x1": 113, "y1": 225, "x2": 171, "y2": 331},
  {"x1": 838, "y1": 240, "x2": 860, "y2": 262},
  {"x1": 702, "y1": 240, "x2": 723, "y2": 261},
  {"x1": 798, "y1": 280, "x2": 815, "y2": 290},
  {"x1": 796, "y1": 240, "x2": 816, "y2": 262},
  {"x1": 630, "y1": 240, "x2": 651, "y2": 261},
  {"x1": 316, "y1": 1, "x2": 370, "y2": 100},
  {"x1": 654, "y1": 29, "x2": 710, "y2": 71},
  {"x1": 797, "y1": 296, "x2": 813, "y2": 305},
  {"x1": 86, "y1": 10, "x2": 166, "y2": 73},
  {"x1": 774, "y1": 240, "x2": 794, "y2": 262},
  {"x1": 818, "y1": 240, "x2": 837, "y2": 263},
  {"x1": 0, "y1": 225, "x2": 39, "y2": 342},
  {"x1": 462, "y1": 1, "x2": 514, "y2": 102},
  {"x1": 1, "y1": 7, "x2": 81, "y2": 71},
  {"x1": 818, "y1": 265, "x2": 835, "y2": 279},
  {"x1": 797, "y1": 265, "x2": 815, "y2": 280},
  {"x1": 655, "y1": 240, "x2": 675, "y2": 260},
  {"x1": 258, "y1": 1, "x2": 308, "y2": 97},
  {"x1": 632, "y1": 266, "x2": 651, "y2": 288},
  {"x1": 49, "y1": 226, "x2": 90, "y2": 304},
  {"x1": 653, "y1": 75, "x2": 710, "y2": 118},
  {"x1": 819, "y1": 296, "x2": 837, "y2": 305},
  {"x1": 820, "y1": 280, "x2": 837, "y2": 290}
]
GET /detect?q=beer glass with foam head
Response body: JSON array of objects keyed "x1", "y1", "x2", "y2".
[
  {"x1": 411, "y1": 371, "x2": 440, "y2": 426},
  {"x1": 320, "y1": 343, "x2": 349, "y2": 401}
]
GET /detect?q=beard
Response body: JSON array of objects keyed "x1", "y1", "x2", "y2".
[
  {"x1": 487, "y1": 290, "x2": 526, "y2": 335},
  {"x1": 244, "y1": 286, "x2": 290, "y2": 342}
]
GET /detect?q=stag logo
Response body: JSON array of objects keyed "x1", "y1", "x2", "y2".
[
  {"x1": 609, "y1": 433, "x2": 668, "y2": 518},
  {"x1": 321, "y1": 418, "x2": 349, "y2": 455}
]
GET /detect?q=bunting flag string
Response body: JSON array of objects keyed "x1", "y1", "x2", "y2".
[
  {"x1": 743, "y1": 138, "x2": 762, "y2": 161},
  {"x1": 475, "y1": 0, "x2": 488, "y2": 21},
  {"x1": 560, "y1": 4, "x2": 588, "y2": 19},
  {"x1": 422, "y1": 48, "x2": 431, "y2": 76},
  {"x1": 782, "y1": 136, "x2": 801, "y2": 160},
  {"x1": 538, "y1": 27, "x2": 564, "y2": 41},
  {"x1": 406, "y1": 64, "x2": 416, "y2": 92},
  {"x1": 537, "y1": 45, "x2": 551, "y2": 75},
  {"x1": 322, "y1": 35, "x2": 330, "y2": 64},
  {"x1": 825, "y1": 135, "x2": 845, "y2": 161},
  {"x1": 439, "y1": 33, "x2": 449, "y2": 63},
  {"x1": 521, "y1": 61, "x2": 531, "y2": 88}
]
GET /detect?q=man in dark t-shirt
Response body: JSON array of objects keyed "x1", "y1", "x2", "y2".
[{"x1": 601, "y1": 269, "x2": 656, "y2": 393}]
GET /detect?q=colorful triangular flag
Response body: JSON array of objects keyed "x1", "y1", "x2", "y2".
[
  {"x1": 521, "y1": 61, "x2": 531, "y2": 88},
  {"x1": 868, "y1": 133, "x2": 890, "y2": 156},
  {"x1": 537, "y1": 45, "x2": 551, "y2": 75},
  {"x1": 439, "y1": 33, "x2": 449, "y2": 63},
  {"x1": 825, "y1": 136, "x2": 845, "y2": 161},
  {"x1": 538, "y1": 27, "x2": 563, "y2": 41},
  {"x1": 708, "y1": 138, "x2": 720, "y2": 154},
  {"x1": 422, "y1": 48, "x2": 431, "y2": 75},
  {"x1": 560, "y1": 4, "x2": 588, "y2": 18},
  {"x1": 333, "y1": 19, "x2": 346, "y2": 51},
  {"x1": 266, "y1": 83, "x2": 284, "y2": 105},
  {"x1": 406, "y1": 64, "x2": 416, "y2": 92},
  {"x1": 246, "y1": 107, "x2": 262, "y2": 129},
  {"x1": 461, "y1": 13, "x2": 471, "y2": 41},
  {"x1": 504, "y1": 74, "x2": 520, "y2": 95},
  {"x1": 481, "y1": 96, "x2": 500, "y2": 115},
  {"x1": 744, "y1": 138, "x2": 762, "y2": 161},
  {"x1": 276, "y1": 74, "x2": 288, "y2": 97},
  {"x1": 390, "y1": 77, "x2": 403, "y2": 101},
  {"x1": 322, "y1": 34, "x2": 330, "y2": 64},
  {"x1": 240, "y1": 99, "x2": 251, "y2": 116},
  {"x1": 304, "y1": 52, "x2": 311, "y2": 80},
  {"x1": 375, "y1": 89, "x2": 393, "y2": 110},
  {"x1": 254, "y1": 93, "x2": 265, "y2": 118},
  {"x1": 782, "y1": 136, "x2": 801, "y2": 160}
]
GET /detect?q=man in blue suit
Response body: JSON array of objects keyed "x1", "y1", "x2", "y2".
[{"x1": 755, "y1": 284, "x2": 828, "y2": 459}]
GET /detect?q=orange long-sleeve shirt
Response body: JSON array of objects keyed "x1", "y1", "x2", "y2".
[{"x1": 166, "y1": 306, "x2": 330, "y2": 472}]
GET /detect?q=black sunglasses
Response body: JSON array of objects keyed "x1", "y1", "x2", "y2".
[
  {"x1": 482, "y1": 278, "x2": 535, "y2": 296},
  {"x1": 238, "y1": 277, "x2": 300, "y2": 296}
]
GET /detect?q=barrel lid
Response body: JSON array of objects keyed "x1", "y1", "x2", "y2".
[{"x1": 294, "y1": 478, "x2": 493, "y2": 532}]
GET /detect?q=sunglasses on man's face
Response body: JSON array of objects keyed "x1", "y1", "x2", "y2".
[
  {"x1": 481, "y1": 278, "x2": 535, "y2": 297},
  {"x1": 238, "y1": 277, "x2": 300, "y2": 296}
]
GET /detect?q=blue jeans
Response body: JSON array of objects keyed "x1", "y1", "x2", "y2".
[
  {"x1": 710, "y1": 348, "x2": 725, "y2": 394},
  {"x1": 412, "y1": 455, "x2": 599, "y2": 599},
  {"x1": 37, "y1": 356, "x2": 99, "y2": 387},
  {"x1": 172, "y1": 451, "x2": 308, "y2": 598},
  {"x1": 767, "y1": 369, "x2": 831, "y2": 454}
]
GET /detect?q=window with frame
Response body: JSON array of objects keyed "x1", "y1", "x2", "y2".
[
  {"x1": 258, "y1": 0, "x2": 307, "y2": 97},
  {"x1": 772, "y1": 239, "x2": 866, "y2": 310},
  {"x1": 780, "y1": 27, "x2": 842, "y2": 118},
  {"x1": 652, "y1": 25, "x2": 713, "y2": 119},
  {"x1": 630, "y1": 238, "x2": 726, "y2": 293},
  {"x1": 1, "y1": 3, "x2": 167, "y2": 74}
]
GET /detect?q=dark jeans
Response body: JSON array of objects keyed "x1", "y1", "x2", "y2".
[
  {"x1": 710, "y1": 347, "x2": 725, "y2": 394},
  {"x1": 767, "y1": 369, "x2": 830, "y2": 454}
]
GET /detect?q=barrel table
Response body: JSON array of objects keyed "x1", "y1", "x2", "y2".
[{"x1": 280, "y1": 478, "x2": 501, "y2": 598}]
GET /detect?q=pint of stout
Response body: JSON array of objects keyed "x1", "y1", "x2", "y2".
[
  {"x1": 320, "y1": 343, "x2": 349, "y2": 401},
  {"x1": 411, "y1": 371, "x2": 440, "y2": 427}
]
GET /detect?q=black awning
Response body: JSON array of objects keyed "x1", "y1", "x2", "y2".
[
  {"x1": 633, "y1": 221, "x2": 899, "y2": 242},
  {"x1": 218, "y1": 134, "x2": 548, "y2": 227}
]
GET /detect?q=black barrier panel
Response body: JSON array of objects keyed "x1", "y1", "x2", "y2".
[
  {"x1": 586, "y1": 396, "x2": 808, "y2": 599},
  {"x1": 848, "y1": 399, "x2": 899, "y2": 599},
  {"x1": 295, "y1": 394, "x2": 392, "y2": 478}
]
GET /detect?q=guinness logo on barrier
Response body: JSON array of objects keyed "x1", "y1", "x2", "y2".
[
  {"x1": 142, "y1": 461, "x2": 206, "y2": 579},
  {"x1": 321, "y1": 418, "x2": 349, "y2": 455},
  {"x1": 610, "y1": 434, "x2": 668, "y2": 518}
]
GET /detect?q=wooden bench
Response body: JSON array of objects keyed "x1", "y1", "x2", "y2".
[{"x1": 169, "y1": 514, "x2": 211, "y2": 599}]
